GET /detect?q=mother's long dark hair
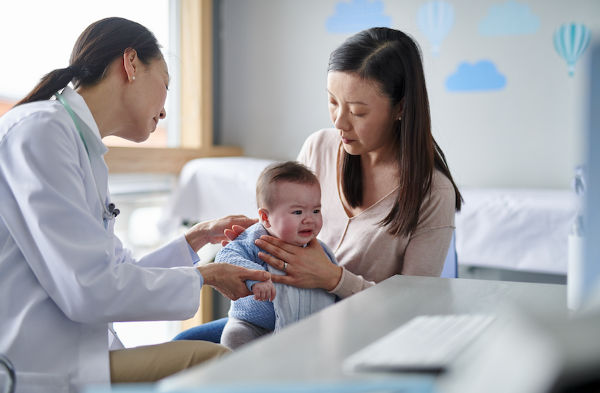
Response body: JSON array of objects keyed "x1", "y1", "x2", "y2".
[
  {"x1": 328, "y1": 27, "x2": 462, "y2": 237},
  {"x1": 16, "y1": 17, "x2": 162, "y2": 106}
]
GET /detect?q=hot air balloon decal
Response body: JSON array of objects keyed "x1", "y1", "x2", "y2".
[
  {"x1": 417, "y1": 1, "x2": 454, "y2": 56},
  {"x1": 553, "y1": 22, "x2": 591, "y2": 77}
]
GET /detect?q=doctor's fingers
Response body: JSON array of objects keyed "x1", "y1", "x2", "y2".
[
  {"x1": 219, "y1": 279, "x2": 252, "y2": 300},
  {"x1": 239, "y1": 267, "x2": 270, "y2": 283},
  {"x1": 215, "y1": 215, "x2": 257, "y2": 233},
  {"x1": 221, "y1": 225, "x2": 251, "y2": 246},
  {"x1": 223, "y1": 224, "x2": 246, "y2": 241},
  {"x1": 198, "y1": 215, "x2": 257, "y2": 243},
  {"x1": 216, "y1": 287, "x2": 249, "y2": 301}
]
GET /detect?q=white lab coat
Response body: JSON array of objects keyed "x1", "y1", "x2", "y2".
[{"x1": 0, "y1": 87, "x2": 202, "y2": 393}]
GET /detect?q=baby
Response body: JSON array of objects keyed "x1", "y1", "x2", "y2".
[{"x1": 216, "y1": 161, "x2": 337, "y2": 349}]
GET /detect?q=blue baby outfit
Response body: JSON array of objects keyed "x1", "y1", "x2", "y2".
[{"x1": 215, "y1": 223, "x2": 337, "y2": 331}]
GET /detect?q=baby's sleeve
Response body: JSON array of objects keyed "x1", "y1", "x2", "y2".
[{"x1": 215, "y1": 237, "x2": 266, "y2": 290}]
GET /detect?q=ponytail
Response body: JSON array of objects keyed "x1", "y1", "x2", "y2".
[
  {"x1": 15, "y1": 17, "x2": 161, "y2": 107},
  {"x1": 16, "y1": 67, "x2": 76, "y2": 106}
]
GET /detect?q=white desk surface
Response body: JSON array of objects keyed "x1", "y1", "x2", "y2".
[{"x1": 159, "y1": 276, "x2": 567, "y2": 391}]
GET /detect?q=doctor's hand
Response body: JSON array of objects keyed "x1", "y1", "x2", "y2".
[
  {"x1": 185, "y1": 215, "x2": 257, "y2": 252},
  {"x1": 255, "y1": 237, "x2": 342, "y2": 291},
  {"x1": 197, "y1": 263, "x2": 270, "y2": 301},
  {"x1": 222, "y1": 224, "x2": 248, "y2": 246}
]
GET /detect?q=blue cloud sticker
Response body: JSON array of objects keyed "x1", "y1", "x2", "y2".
[
  {"x1": 326, "y1": 0, "x2": 391, "y2": 34},
  {"x1": 446, "y1": 60, "x2": 506, "y2": 92},
  {"x1": 479, "y1": 0, "x2": 540, "y2": 36}
]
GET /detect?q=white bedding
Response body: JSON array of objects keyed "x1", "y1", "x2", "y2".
[
  {"x1": 456, "y1": 188, "x2": 577, "y2": 275},
  {"x1": 159, "y1": 157, "x2": 275, "y2": 235}
]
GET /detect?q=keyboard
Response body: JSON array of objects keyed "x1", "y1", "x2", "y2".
[{"x1": 344, "y1": 314, "x2": 495, "y2": 373}]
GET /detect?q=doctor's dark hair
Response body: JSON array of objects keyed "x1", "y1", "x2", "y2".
[
  {"x1": 328, "y1": 27, "x2": 462, "y2": 237},
  {"x1": 256, "y1": 161, "x2": 320, "y2": 210},
  {"x1": 16, "y1": 17, "x2": 162, "y2": 106}
]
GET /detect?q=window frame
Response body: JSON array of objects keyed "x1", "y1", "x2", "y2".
[{"x1": 104, "y1": 0, "x2": 242, "y2": 173}]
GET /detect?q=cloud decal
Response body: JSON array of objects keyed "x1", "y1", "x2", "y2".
[
  {"x1": 446, "y1": 60, "x2": 506, "y2": 92},
  {"x1": 479, "y1": 0, "x2": 540, "y2": 36},
  {"x1": 326, "y1": 0, "x2": 391, "y2": 34}
]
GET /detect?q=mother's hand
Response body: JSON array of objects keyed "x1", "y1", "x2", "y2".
[{"x1": 254, "y1": 236, "x2": 342, "y2": 291}]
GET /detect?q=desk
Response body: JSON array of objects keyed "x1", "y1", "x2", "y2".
[{"x1": 160, "y1": 276, "x2": 567, "y2": 391}]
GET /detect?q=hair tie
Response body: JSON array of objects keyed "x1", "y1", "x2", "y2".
[{"x1": 67, "y1": 65, "x2": 82, "y2": 77}]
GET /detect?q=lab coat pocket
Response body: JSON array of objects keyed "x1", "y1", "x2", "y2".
[{"x1": 7, "y1": 371, "x2": 70, "y2": 393}]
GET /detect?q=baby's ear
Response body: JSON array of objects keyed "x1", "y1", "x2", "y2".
[{"x1": 258, "y1": 208, "x2": 270, "y2": 228}]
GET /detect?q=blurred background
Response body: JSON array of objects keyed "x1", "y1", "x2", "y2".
[{"x1": 1, "y1": 0, "x2": 597, "y2": 347}]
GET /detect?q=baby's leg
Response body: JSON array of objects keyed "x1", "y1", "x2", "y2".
[{"x1": 221, "y1": 317, "x2": 270, "y2": 350}]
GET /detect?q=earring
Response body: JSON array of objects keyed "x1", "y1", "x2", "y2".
[
  {"x1": 398, "y1": 116, "x2": 402, "y2": 121},
  {"x1": 132, "y1": 76, "x2": 136, "y2": 81}
]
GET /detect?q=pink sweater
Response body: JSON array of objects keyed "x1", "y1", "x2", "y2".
[{"x1": 298, "y1": 129, "x2": 456, "y2": 299}]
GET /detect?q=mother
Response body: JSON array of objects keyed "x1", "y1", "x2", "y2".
[{"x1": 176, "y1": 27, "x2": 461, "y2": 341}]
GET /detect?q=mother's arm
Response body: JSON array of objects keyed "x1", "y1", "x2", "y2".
[
  {"x1": 254, "y1": 237, "x2": 342, "y2": 291},
  {"x1": 403, "y1": 181, "x2": 457, "y2": 276},
  {"x1": 402, "y1": 226, "x2": 454, "y2": 276}
]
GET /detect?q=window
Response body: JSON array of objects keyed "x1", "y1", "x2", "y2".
[
  {"x1": 0, "y1": 0, "x2": 241, "y2": 173},
  {"x1": 0, "y1": 0, "x2": 171, "y2": 146}
]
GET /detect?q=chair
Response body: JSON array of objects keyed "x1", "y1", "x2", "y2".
[{"x1": 441, "y1": 231, "x2": 458, "y2": 278}]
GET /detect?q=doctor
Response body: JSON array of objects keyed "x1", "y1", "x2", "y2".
[{"x1": 0, "y1": 17, "x2": 269, "y2": 392}]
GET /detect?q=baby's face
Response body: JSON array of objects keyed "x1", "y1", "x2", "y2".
[{"x1": 264, "y1": 181, "x2": 323, "y2": 246}]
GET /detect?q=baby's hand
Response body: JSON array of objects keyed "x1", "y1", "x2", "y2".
[{"x1": 252, "y1": 279, "x2": 276, "y2": 301}]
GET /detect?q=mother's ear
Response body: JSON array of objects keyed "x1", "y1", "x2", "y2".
[
  {"x1": 122, "y1": 48, "x2": 139, "y2": 83},
  {"x1": 258, "y1": 208, "x2": 271, "y2": 228},
  {"x1": 394, "y1": 98, "x2": 405, "y2": 120}
]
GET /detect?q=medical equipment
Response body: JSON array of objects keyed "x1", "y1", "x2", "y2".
[{"x1": 55, "y1": 91, "x2": 119, "y2": 225}]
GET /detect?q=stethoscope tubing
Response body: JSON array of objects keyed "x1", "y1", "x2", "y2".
[{"x1": 54, "y1": 91, "x2": 118, "y2": 225}]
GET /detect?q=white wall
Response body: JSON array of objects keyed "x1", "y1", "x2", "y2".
[{"x1": 217, "y1": 0, "x2": 599, "y2": 188}]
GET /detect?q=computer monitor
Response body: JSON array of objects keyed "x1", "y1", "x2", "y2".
[{"x1": 581, "y1": 40, "x2": 600, "y2": 309}]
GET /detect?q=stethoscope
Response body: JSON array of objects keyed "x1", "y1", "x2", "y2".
[{"x1": 54, "y1": 91, "x2": 119, "y2": 227}]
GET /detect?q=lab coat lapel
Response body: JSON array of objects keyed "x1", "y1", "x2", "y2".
[{"x1": 59, "y1": 87, "x2": 110, "y2": 211}]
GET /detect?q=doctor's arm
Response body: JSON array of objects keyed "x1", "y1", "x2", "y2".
[
  {"x1": 0, "y1": 118, "x2": 245, "y2": 322},
  {"x1": 129, "y1": 215, "x2": 257, "y2": 270}
]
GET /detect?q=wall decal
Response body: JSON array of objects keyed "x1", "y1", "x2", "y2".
[
  {"x1": 553, "y1": 22, "x2": 591, "y2": 77},
  {"x1": 417, "y1": 0, "x2": 455, "y2": 56},
  {"x1": 446, "y1": 60, "x2": 507, "y2": 92},
  {"x1": 479, "y1": 0, "x2": 540, "y2": 36},
  {"x1": 326, "y1": 0, "x2": 391, "y2": 34}
]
